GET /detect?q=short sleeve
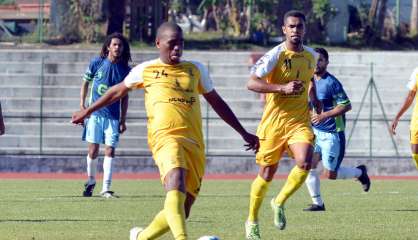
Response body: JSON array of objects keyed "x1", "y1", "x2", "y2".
[
  {"x1": 407, "y1": 68, "x2": 418, "y2": 91},
  {"x1": 190, "y1": 61, "x2": 214, "y2": 94},
  {"x1": 83, "y1": 58, "x2": 99, "y2": 82},
  {"x1": 250, "y1": 45, "x2": 282, "y2": 78},
  {"x1": 124, "y1": 63, "x2": 146, "y2": 89},
  {"x1": 331, "y1": 79, "x2": 350, "y2": 106}
]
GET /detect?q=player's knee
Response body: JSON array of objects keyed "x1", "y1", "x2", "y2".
[
  {"x1": 259, "y1": 165, "x2": 278, "y2": 181},
  {"x1": 325, "y1": 171, "x2": 337, "y2": 180},
  {"x1": 297, "y1": 162, "x2": 311, "y2": 171},
  {"x1": 164, "y1": 168, "x2": 186, "y2": 192},
  {"x1": 412, "y1": 153, "x2": 418, "y2": 169},
  {"x1": 104, "y1": 147, "x2": 115, "y2": 157},
  {"x1": 88, "y1": 151, "x2": 98, "y2": 159}
]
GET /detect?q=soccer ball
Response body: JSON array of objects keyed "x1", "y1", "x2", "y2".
[{"x1": 197, "y1": 236, "x2": 220, "y2": 240}]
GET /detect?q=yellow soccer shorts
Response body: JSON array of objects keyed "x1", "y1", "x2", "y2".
[
  {"x1": 410, "y1": 128, "x2": 418, "y2": 144},
  {"x1": 256, "y1": 126, "x2": 314, "y2": 166},
  {"x1": 153, "y1": 138, "x2": 205, "y2": 198}
]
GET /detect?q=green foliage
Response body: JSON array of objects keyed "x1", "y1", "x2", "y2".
[
  {"x1": 311, "y1": 0, "x2": 337, "y2": 26},
  {"x1": 0, "y1": 0, "x2": 15, "y2": 5},
  {"x1": 1, "y1": 179, "x2": 418, "y2": 239}
]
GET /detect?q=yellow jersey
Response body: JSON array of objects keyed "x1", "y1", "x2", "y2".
[
  {"x1": 251, "y1": 42, "x2": 318, "y2": 138},
  {"x1": 407, "y1": 67, "x2": 418, "y2": 130},
  {"x1": 124, "y1": 58, "x2": 213, "y2": 150}
]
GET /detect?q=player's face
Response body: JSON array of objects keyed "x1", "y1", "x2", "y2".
[
  {"x1": 315, "y1": 53, "x2": 328, "y2": 74},
  {"x1": 156, "y1": 30, "x2": 184, "y2": 65},
  {"x1": 107, "y1": 38, "x2": 124, "y2": 58},
  {"x1": 282, "y1": 16, "x2": 305, "y2": 46}
]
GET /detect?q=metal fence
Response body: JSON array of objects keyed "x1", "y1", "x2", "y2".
[{"x1": 0, "y1": 57, "x2": 413, "y2": 161}]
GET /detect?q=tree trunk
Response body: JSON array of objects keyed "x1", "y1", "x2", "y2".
[
  {"x1": 375, "y1": 0, "x2": 387, "y2": 37},
  {"x1": 244, "y1": 0, "x2": 252, "y2": 38},
  {"x1": 368, "y1": 0, "x2": 379, "y2": 26},
  {"x1": 106, "y1": 0, "x2": 126, "y2": 35},
  {"x1": 49, "y1": 0, "x2": 79, "y2": 42},
  {"x1": 228, "y1": 0, "x2": 240, "y2": 37},
  {"x1": 411, "y1": 0, "x2": 418, "y2": 36}
]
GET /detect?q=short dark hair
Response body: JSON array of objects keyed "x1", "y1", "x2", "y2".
[
  {"x1": 314, "y1": 47, "x2": 329, "y2": 61},
  {"x1": 100, "y1": 32, "x2": 131, "y2": 66},
  {"x1": 157, "y1": 22, "x2": 183, "y2": 39},
  {"x1": 283, "y1": 10, "x2": 306, "y2": 24}
]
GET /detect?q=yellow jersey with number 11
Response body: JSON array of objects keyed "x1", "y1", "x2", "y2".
[{"x1": 251, "y1": 42, "x2": 318, "y2": 139}]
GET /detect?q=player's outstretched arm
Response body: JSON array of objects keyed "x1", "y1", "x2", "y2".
[
  {"x1": 203, "y1": 90, "x2": 259, "y2": 153},
  {"x1": 72, "y1": 82, "x2": 130, "y2": 125},
  {"x1": 247, "y1": 74, "x2": 304, "y2": 94},
  {"x1": 391, "y1": 90, "x2": 416, "y2": 135}
]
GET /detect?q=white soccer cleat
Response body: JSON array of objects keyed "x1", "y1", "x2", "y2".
[
  {"x1": 129, "y1": 227, "x2": 144, "y2": 240},
  {"x1": 245, "y1": 221, "x2": 261, "y2": 240},
  {"x1": 100, "y1": 190, "x2": 118, "y2": 198}
]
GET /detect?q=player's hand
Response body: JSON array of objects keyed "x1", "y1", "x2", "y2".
[
  {"x1": 71, "y1": 109, "x2": 89, "y2": 125},
  {"x1": 311, "y1": 113, "x2": 327, "y2": 124},
  {"x1": 119, "y1": 121, "x2": 127, "y2": 134},
  {"x1": 390, "y1": 118, "x2": 399, "y2": 135},
  {"x1": 242, "y1": 132, "x2": 260, "y2": 153},
  {"x1": 281, "y1": 80, "x2": 304, "y2": 95}
]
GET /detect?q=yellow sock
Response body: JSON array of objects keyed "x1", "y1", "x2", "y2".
[
  {"x1": 164, "y1": 190, "x2": 187, "y2": 240},
  {"x1": 248, "y1": 175, "x2": 271, "y2": 222},
  {"x1": 138, "y1": 210, "x2": 170, "y2": 240},
  {"x1": 275, "y1": 166, "x2": 308, "y2": 206},
  {"x1": 412, "y1": 154, "x2": 418, "y2": 169}
]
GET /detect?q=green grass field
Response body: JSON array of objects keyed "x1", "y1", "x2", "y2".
[{"x1": 1, "y1": 179, "x2": 418, "y2": 240}]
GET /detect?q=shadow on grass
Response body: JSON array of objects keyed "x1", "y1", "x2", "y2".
[{"x1": 394, "y1": 209, "x2": 418, "y2": 212}]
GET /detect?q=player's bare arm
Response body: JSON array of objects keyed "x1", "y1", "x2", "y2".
[
  {"x1": 203, "y1": 89, "x2": 259, "y2": 153},
  {"x1": 309, "y1": 78, "x2": 323, "y2": 114},
  {"x1": 247, "y1": 74, "x2": 304, "y2": 94},
  {"x1": 80, "y1": 80, "x2": 90, "y2": 110},
  {"x1": 72, "y1": 82, "x2": 130, "y2": 125},
  {"x1": 311, "y1": 104, "x2": 351, "y2": 125},
  {"x1": 0, "y1": 102, "x2": 5, "y2": 135},
  {"x1": 119, "y1": 94, "x2": 129, "y2": 133},
  {"x1": 391, "y1": 90, "x2": 416, "y2": 135}
]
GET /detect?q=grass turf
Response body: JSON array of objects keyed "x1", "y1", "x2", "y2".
[{"x1": 0, "y1": 179, "x2": 417, "y2": 239}]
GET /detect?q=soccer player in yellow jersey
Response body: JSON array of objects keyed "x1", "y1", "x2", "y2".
[
  {"x1": 391, "y1": 67, "x2": 418, "y2": 169},
  {"x1": 245, "y1": 10, "x2": 322, "y2": 239},
  {"x1": 72, "y1": 22, "x2": 259, "y2": 240}
]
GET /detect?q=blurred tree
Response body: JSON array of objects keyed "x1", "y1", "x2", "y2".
[
  {"x1": 106, "y1": 0, "x2": 126, "y2": 35},
  {"x1": 49, "y1": 0, "x2": 80, "y2": 43},
  {"x1": 411, "y1": 0, "x2": 418, "y2": 36},
  {"x1": 367, "y1": 0, "x2": 387, "y2": 41}
]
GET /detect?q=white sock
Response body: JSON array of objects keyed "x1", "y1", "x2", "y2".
[
  {"x1": 102, "y1": 156, "x2": 113, "y2": 192},
  {"x1": 86, "y1": 155, "x2": 97, "y2": 184},
  {"x1": 337, "y1": 167, "x2": 362, "y2": 179},
  {"x1": 305, "y1": 169, "x2": 323, "y2": 206}
]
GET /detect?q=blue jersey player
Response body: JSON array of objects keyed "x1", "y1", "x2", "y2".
[
  {"x1": 80, "y1": 32, "x2": 131, "y2": 198},
  {"x1": 304, "y1": 48, "x2": 371, "y2": 211}
]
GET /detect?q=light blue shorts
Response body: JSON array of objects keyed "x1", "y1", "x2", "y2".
[
  {"x1": 313, "y1": 128, "x2": 345, "y2": 172},
  {"x1": 82, "y1": 115, "x2": 120, "y2": 147}
]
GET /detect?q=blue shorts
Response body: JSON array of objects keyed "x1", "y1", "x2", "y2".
[
  {"x1": 82, "y1": 115, "x2": 120, "y2": 147},
  {"x1": 313, "y1": 128, "x2": 345, "y2": 172}
]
